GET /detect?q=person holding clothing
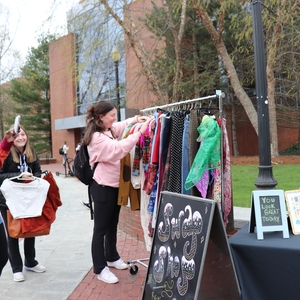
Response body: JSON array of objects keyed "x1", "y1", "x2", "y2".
[
  {"x1": 83, "y1": 100, "x2": 152, "y2": 284},
  {"x1": 0, "y1": 125, "x2": 45, "y2": 282},
  {"x1": 0, "y1": 129, "x2": 17, "y2": 277}
]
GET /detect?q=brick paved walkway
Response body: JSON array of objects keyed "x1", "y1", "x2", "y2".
[{"x1": 67, "y1": 230, "x2": 149, "y2": 300}]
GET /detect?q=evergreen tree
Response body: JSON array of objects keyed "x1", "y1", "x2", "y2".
[{"x1": 8, "y1": 35, "x2": 57, "y2": 155}]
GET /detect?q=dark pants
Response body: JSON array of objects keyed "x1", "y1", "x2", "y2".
[
  {"x1": 0, "y1": 221, "x2": 8, "y2": 276},
  {"x1": 0, "y1": 207, "x2": 38, "y2": 273},
  {"x1": 90, "y1": 181, "x2": 121, "y2": 274}
]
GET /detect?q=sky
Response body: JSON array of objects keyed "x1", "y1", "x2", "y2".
[{"x1": 0, "y1": 0, "x2": 78, "y2": 61}]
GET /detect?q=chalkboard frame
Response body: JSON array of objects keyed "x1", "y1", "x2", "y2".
[
  {"x1": 142, "y1": 191, "x2": 241, "y2": 300},
  {"x1": 284, "y1": 190, "x2": 300, "y2": 235},
  {"x1": 249, "y1": 189, "x2": 289, "y2": 240}
]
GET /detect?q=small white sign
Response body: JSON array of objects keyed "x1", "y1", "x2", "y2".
[{"x1": 249, "y1": 189, "x2": 289, "y2": 240}]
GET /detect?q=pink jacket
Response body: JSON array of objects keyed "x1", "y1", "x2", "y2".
[{"x1": 88, "y1": 117, "x2": 141, "y2": 188}]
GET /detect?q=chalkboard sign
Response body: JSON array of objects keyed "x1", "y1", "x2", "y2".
[
  {"x1": 285, "y1": 190, "x2": 300, "y2": 235},
  {"x1": 142, "y1": 191, "x2": 240, "y2": 300},
  {"x1": 249, "y1": 189, "x2": 289, "y2": 240}
]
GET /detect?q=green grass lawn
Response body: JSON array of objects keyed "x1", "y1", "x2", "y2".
[{"x1": 232, "y1": 164, "x2": 300, "y2": 207}]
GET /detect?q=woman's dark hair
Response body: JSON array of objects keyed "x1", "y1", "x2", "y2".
[{"x1": 82, "y1": 100, "x2": 116, "y2": 145}]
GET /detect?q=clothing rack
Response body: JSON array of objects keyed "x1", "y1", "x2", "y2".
[
  {"x1": 128, "y1": 91, "x2": 227, "y2": 274},
  {"x1": 140, "y1": 90, "x2": 226, "y2": 214},
  {"x1": 140, "y1": 91, "x2": 225, "y2": 117}
]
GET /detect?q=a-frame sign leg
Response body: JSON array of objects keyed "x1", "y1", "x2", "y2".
[
  {"x1": 197, "y1": 206, "x2": 241, "y2": 299},
  {"x1": 249, "y1": 194, "x2": 256, "y2": 233}
]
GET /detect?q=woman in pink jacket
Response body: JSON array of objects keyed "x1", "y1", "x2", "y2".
[{"x1": 82, "y1": 100, "x2": 151, "y2": 284}]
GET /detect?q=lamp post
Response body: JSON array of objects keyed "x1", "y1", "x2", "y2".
[
  {"x1": 251, "y1": 0, "x2": 277, "y2": 189},
  {"x1": 112, "y1": 46, "x2": 121, "y2": 121}
]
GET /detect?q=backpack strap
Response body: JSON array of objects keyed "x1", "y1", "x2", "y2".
[
  {"x1": 87, "y1": 163, "x2": 98, "y2": 220},
  {"x1": 88, "y1": 184, "x2": 94, "y2": 220}
]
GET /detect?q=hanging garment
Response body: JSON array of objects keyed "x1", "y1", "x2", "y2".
[
  {"x1": 181, "y1": 114, "x2": 191, "y2": 195},
  {"x1": 188, "y1": 110, "x2": 201, "y2": 197},
  {"x1": 150, "y1": 112, "x2": 161, "y2": 165},
  {"x1": 219, "y1": 119, "x2": 232, "y2": 227},
  {"x1": 157, "y1": 114, "x2": 171, "y2": 199},
  {"x1": 167, "y1": 112, "x2": 185, "y2": 193},
  {"x1": 142, "y1": 120, "x2": 158, "y2": 194},
  {"x1": 118, "y1": 126, "x2": 141, "y2": 210},
  {"x1": 20, "y1": 172, "x2": 62, "y2": 233},
  {"x1": 118, "y1": 152, "x2": 140, "y2": 211},
  {"x1": 185, "y1": 115, "x2": 221, "y2": 191},
  {"x1": 139, "y1": 159, "x2": 153, "y2": 252},
  {"x1": 195, "y1": 169, "x2": 209, "y2": 198},
  {"x1": 1, "y1": 177, "x2": 50, "y2": 219}
]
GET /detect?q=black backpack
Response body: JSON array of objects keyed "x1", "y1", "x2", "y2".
[
  {"x1": 73, "y1": 144, "x2": 98, "y2": 219},
  {"x1": 73, "y1": 144, "x2": 95, "y2": 185},
  {"x1": 59, "y1": 147, "x2": 64, "y2": 155}
]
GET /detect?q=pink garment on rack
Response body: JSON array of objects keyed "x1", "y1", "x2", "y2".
[
  {"x1": 151, "y1": 112, "x2": 162, "y2": 165},
  {"x1": 195, "y1": 169, "x2": 209, "y2": 198}
]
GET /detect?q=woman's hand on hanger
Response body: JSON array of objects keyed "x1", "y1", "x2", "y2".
[
  {"x1": 136, "y1": 115, "x2": 152, "y2": 123},
  {"x1": 5, "y1": 129, "x2": 17, "y2": 142},
  {"x1": 139, "y1": 117, "x2": 153, "y2": 134}
]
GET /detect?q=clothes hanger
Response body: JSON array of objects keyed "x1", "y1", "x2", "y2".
[
  {"x1": 8, "y1": 172, "x2": 37, "y2": 181},
  {"x1": 42, "y1": 170, "x2": 49, "y2": 176}
]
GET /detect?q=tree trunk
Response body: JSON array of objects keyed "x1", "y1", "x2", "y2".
[
  {"x1": 230, "y1": 93, "x2": 239, "y2": 156},
  {"x1": 266, "y1": 64, "x2": 279, "y2": 157},
  {"x1": 193, "y1": 2, "x2": 259, "y2": 135},
  {"x1": 163, "y1": 0, "x2": 187, "y2": 102},
  {"x1": 192, "y1": 31, "x2": 199, "y2": 98}
]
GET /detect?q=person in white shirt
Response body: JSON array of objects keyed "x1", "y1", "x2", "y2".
[{"x1": 62, "y1": 141, "x2": 69, "y2": 166}]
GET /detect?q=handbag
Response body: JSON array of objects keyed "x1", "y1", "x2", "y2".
[{"x1": 6, "y1": 210, "x2": 50, "y2": 238}]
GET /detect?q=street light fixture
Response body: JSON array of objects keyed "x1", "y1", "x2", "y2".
[
  {"x1": 112, "y1": 46, "x2": 121, "y2": 121},
  {"x1": 251, "y1": 1, "x2": 277, "y2": 189}
]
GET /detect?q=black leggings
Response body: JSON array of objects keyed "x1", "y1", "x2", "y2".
[
  {"x1": 0, "y1": 207, "x2": 38, "y2": 273},
  {"x1": 90, "y1": 181, "x2": 121, "y2": 274},
  {"x1": 0, "y1": 221, "x2": 8, "y2": 276}
]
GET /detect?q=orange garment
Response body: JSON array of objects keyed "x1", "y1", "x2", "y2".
[
  {"x1": 118, "y1": 153, "x2": 140, "y2": 211},
  {"x1": 20, "y1": 172, "x2": 62, "y2": 234}
]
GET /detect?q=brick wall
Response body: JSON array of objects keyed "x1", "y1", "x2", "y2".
[
  {"x1": 224, "y1": 103, "x2": 298, "y2": 155},
  {"x1": 49, "y1": 33, "x2": 77, "y2": 162}
]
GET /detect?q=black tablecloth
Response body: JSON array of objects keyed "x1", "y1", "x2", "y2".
[{"x1": 229, "y1": 224, "x2": 300, "y2": 300}]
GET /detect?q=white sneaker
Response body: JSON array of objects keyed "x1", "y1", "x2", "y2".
[
  {"x1": 107, "y1": 258, "x2": 128, "y2": 270},
  {"x1": 24, "y1": 264, "x2": 46, "y2": 273},
  {"x1": 13, "y1": 272, "x2": 25, "y2": 282},
  {"x1": 97, "y1": 267, "x2": 119, "y2": 284}
]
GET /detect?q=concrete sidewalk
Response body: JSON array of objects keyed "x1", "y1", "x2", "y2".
[{"x1": 0, "y1": 163, "x2": 251, "y2": 300}]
